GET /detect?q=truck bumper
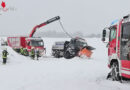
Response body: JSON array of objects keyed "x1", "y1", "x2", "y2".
[{"x1": 121, "y1": 73, "x2": 130, "y2": 79}]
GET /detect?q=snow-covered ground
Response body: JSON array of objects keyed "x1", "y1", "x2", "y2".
[{"x1": 0, "y1": 38, "x2": 130, "y2": 90}]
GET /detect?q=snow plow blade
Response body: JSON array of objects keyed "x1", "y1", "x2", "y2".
[
  {"x1": 85, "y1": 46, "x2": 95, "y2": 50},
  {"x1": 79, "y1": 46, "x2": 95, "y2": 58}
]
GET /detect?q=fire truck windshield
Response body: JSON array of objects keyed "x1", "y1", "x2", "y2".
[
  {"x1": 121, "y1": 22, "x2": 130, "y2": 60},
  {"x1": 31, "y1": 40, "x2": 44, "y2": 46},
  {"x1": 122, "y1": 22, "x2": 130, "y2": 39}
]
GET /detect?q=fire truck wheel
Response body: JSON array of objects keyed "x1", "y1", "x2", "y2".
[{"x1": 111, "y1": 62, "x2": 120, "y2": 81}]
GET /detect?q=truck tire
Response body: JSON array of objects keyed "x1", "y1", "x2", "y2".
[
  {"x1": 64, "y1": 51, "x2": 75, "y2": 59},
  {"x1": 53, "y1": 50, "x2": 60, "y2": 58},
  {"x1": 111, "y1": 62, "x2": 120, "y2": 81},
  {"x1": 64, "y1": 41, "x2": 70, "y2": 51}
]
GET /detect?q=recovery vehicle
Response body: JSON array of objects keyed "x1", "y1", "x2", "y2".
[{"x1": 7, "y1": 16, "x2": 60, "y2": 56}]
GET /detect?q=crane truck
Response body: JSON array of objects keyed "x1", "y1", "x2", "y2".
[
  {"x1": 7, "y1": 16, "x2": 60, "y2": 56},
  {"x1": 102, "y1": 14, "x2": 130, "y2": 81}
]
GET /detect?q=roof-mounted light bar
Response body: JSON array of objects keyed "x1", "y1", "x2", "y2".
[{"x1": 111, "y1": 19, "x2": 119, "y2": 26}]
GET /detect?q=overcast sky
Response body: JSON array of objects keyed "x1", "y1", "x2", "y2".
[{"x1": 0, "y1": 0, "x2": 130, "y2": 36}]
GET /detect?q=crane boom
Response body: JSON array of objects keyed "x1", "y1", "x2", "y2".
[{"x1": 29, "y1": 16, "x2": 60, "y2": 37}]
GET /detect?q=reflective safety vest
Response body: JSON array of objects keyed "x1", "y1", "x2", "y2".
[
  {"x1": 23, "y1": 49, "x2": 28, "y2": 55},
  {"x1": 2, "y1": 50, "x2": 8, "y2": 58},
  {"x1": 31, "y1": 49, "x2": 35, "y2": 55},
  {"x1": 20, "y1": 48, "x2": 24, "y2": 54}
]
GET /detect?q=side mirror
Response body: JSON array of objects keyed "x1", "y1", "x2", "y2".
[{"x1": 102, "y1": 29, "x2": 106, "y2": 42}]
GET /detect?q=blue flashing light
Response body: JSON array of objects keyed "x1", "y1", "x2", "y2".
[{"x1": 111, "y1": 19, "x2": 118, "y2": 25}]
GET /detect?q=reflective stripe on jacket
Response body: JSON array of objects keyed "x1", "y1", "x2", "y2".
[{"x1": 2, "y1": 50, "x2": 8, "y2": 58}]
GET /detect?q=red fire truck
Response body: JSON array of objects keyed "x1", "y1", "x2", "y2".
[
  {"x1": 7, "y1": 16, "x2": 60, "y2": 56},
  {"x1": 7, "y1": 37, "x2": 26, "y2": 49},
  {"x1": 102, "y1": 14, "x2": 130, "y2": 81}
]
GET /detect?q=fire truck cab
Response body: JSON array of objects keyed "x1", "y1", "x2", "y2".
[
  {"x1": 26, "y1": 37, "x2": 45, "y2": 56},
  {"x1": 102, "y1": 14, "x2": 130, "y2": 81}
]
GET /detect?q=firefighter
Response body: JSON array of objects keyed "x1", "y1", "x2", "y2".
[
  {"x1": 36, "y1": 48, "x2": 40, "y2": 60},
  {"x1": 23, "y1": 48, "x2": 28, "y2": 56},
  {"x1": 30, "y1": 47, "x2": 35, "y2": 60},
  {"x1": 2, "y1": 48, "x2": 9, "y2": 64},
  {"x1": 20, "y1": 47, "x2": 24, "y2": 55}
]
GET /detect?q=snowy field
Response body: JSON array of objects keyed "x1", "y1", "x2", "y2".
[{"x1": 0, "y1": 38, "x2": 130, "y2": 90}]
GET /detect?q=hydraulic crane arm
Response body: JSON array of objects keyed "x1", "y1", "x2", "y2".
[{"x1": 29, "y1": 16, "x2": 60, "y2": 37}]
